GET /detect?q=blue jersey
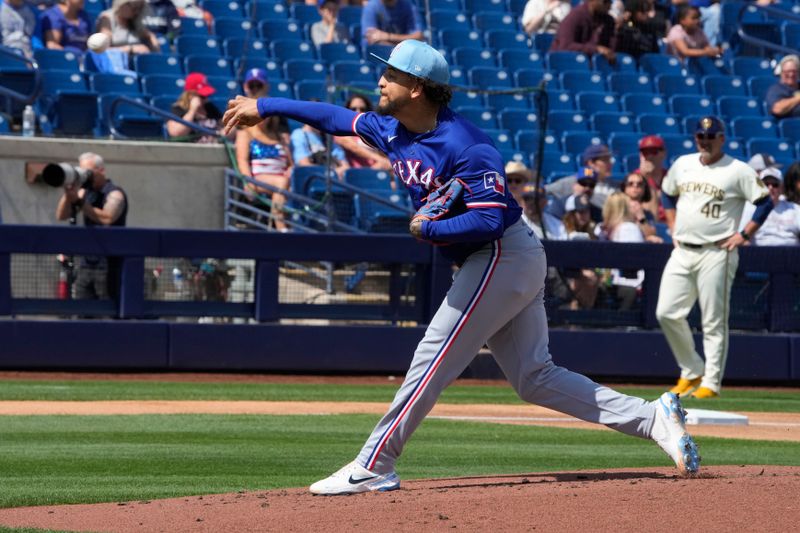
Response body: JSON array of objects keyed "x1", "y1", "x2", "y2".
[{"x1": 257, "y1": 98, "x2": 522, "y2": 264}]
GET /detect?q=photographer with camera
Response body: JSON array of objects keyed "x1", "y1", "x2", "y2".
[{"x1": 53, "y1": 152, "x2": 128, "y2": 301}]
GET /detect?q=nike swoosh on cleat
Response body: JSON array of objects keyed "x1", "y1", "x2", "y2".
[{"x1": 348, "y1": 475, "x2": 378, "y2": 484}]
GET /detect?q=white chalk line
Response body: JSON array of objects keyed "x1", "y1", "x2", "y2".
[{"x1": 430, "y1": 415, "x2": 800, "y2": 427}]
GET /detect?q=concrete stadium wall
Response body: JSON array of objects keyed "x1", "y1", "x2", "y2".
[{"x1": 0, "y1": 137, "x2": 229, "y2": 229}]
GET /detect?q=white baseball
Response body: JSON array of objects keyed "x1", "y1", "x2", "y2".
[{"x1": 87, "y1": 33, "x2": 110, "y2": 53}]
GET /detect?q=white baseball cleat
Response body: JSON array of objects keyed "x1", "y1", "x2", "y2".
[
  {"x1": 309, "y1": 461, "x2": 400, "y2": 495},
  {"x1": 651, "y1": 392, "x2": 701, "y2": 475}
]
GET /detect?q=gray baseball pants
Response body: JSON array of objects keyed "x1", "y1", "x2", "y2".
[{"x1": 356, "y1": 220, "x2": 658, "y2": 474}]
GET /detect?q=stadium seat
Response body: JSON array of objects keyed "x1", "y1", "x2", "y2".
[
  {"x1": 562, "y1": 130, "x2": 602, "y2": 155},
  {"x1": 429, "y1": 10, "x2": 470, "y2": 31},
  {"x1": 681, "y1": 114, "x2": 710, "y2": 135},
  {"x1": 485, "y1": 30, "x2": 530, "y2": 51},
  {"x1": 779, "y1": 118, "x2": 800, "y2": 141},
  {"x1": 472, "y1": 11, "x2": 517, "y2": 32},
  {"x1": 721, "y1": 1, "x2": 763, "y2": 42},
  {"x1": 338, "y1": 5, "x2": 362, "y2": 27},
  {"x1": 560, "y1": 71, "x2": 605, "y2": 93},
  {"x1": 51, "y1": 92, "x2": 99, "y2": 136},
  {"x1": 514, "y1": 67, "x2": 550, "y2": 88},
  {"x1": 499, "y1": 49, "x2": 544, "y2": 71},
  {"x1": 732, "y1": 117, "x2": 778, "y2": 139},
  {"x1": 271, "y1": 40, "x2": 315, "y2": 62},
  {"x1": 89, "y1": 73, "x2": 141, "y2": 95},
  {"x1": 283, "y1": 59, "x2": 327, "y2": 82},
  {"x1": 33, "y1": 49, "x2": 81, "y2": 72},
  {"x1": 224, "y1": 38, "x2": 268, "y2": 59},
  {"x1": 357, "y1": 191, "x2": 411, "y2": 233},
  {"x1": 141, "y1": 74, "x2": 184, "y2": 98},
  {"x1": 608, "y1": 131, "x2": 643, "y2": 159},
  {"x1": 639, "y1": 53, "x2": 683, "y2": 77},
  {"x1": 532, "y1": 32, "x2": 554, "y2": 54},
  {"x1": 465, "y1": 0, "x2": 506, "y2": 13},
  {"x1": 184, "y1": 55, "x2": 233, "y2": 79},
  {"x1": 469, "y1": 67, "x2": 514, "y2": 88},
  {"x1": 498, "y1": 108, "x2": 538, "y2": 131},
  {"x1": 438, "y1": 28, "x2": 483, "y2": 50},
  {"x1": 739, "y1": 22, "x2": 782, "y2": 56},
  {"x1": 203, "y1": 0, "x2": 245, "y2": 19},
  {"x1": 623, "y1": 153, "x2": 640, "y2": 173},
  {"x1": 214, "y1": 17, "x2": 256, "y2": 41},
  {"x1": 449, "y1": 66, "x2": 470, "y2": 86},
  {"x1": 592, "y1": 52, "x2": 636, "y2": 73},
  {"x1": 516, "y1": 129, "x2": 560, "y2": 153},
  {"x1": 686, "y1": 57, "x2": 729, "y2": 77},
  {"x1": 748, "y1": 138, "x2": 795, "y2": 165},
  {"x1": 247, "y1": 0, "x2": 290, "y2": 22},
  {"x1": 547, "y1": 51, "x2": 590, "y2": 73},
  {"x1": 344, "y1": 168, "x2": 394, "y2": 191},
  {"x1": 487, "y1": 92, "x2": 531, "y2": 111},
  {"x1": 545, "y1": 89, "x2": 574, "y2": 111},
  {"x1": 205, "y1": 76, "x2": 242, "y2": 99},
  {"x1": 656, "y1": 73, "x2": 701, "y2": 96},
  {"x1": 294, "y1": 80, "x2": 328, "y2": 101},
  {"x1": 591, "y1": 111, "x2": 635, "y2": 136},
  {"x1": 637, "y1": 114, "x2": 682, "y2": 135},
  {"x1": 536, "y1": 152, "x2": 577, "y2": 180},
  {"x1": 365, "y1": 44, "x2": 394, "y2": 63},
  {"x1": 748, "y1": 75, "x2": 775, "y2": 100},
  {"x1": 702, "y1": 75, "x2": 747, "y2": 98},
  {"x1": 621, "y1": 94, "x2": 668, "y2": 115},
  {"x1": 450, "y1": 89, "x2": 481, "y2": 108},
  {"x1": 669, "y1": 94, "x2": 716, "y2": 117},
  {"x1": 456, "y1": 106, "x2": 498, "y2": 129},
  {"x1": 260, "y1": 20, "x2": 303, "y2": 41},
  {"x1": 661, "y1": 133, "x2": 695, "y2": 157},
  {"x1": 267, "y1": 79, "x2": 294, "y2": 99},
  {"x1": 484, "y1": 129, "x2": 515, "y2": 151},
  {"x1": 97, "y1": 93, "x2": 160, "y2": 138},
  {"x1": 453, "y1": 47, "x2": 496, "y2": 70},
  {"x1": 175, "y1": 35, "x2": 222, "y2": 57},
  {"x1": 548, "y1": 110, "x2": 588, "y2": 134},
  {"x1": 290, "y1": 2, "x2": 320, "y2": 24},
  {"x1": 235, "y1": 57, "x2": 283, "y2": 80},
  {"x1": 731, "y1": 57, "x2": 773, "y2": 78},
  {"x1": 717, "y1": 95, "x2": 764, "y2": 120},
  {"x1": 331, "y1": 61, "x2": 376, "y2": 84},
  {"x1": 725, "y1": 138, "x2": 747, "y2": 159},
  {"x1": 608, "y1": 72, "x2": 653, "y2": 94},
  {"x1": 179, "y1": 16, "x2": 209, "y2": 36},
  {"x1": 318, "y1": 43, "x2": 360, "y2": 64},
  {"x1": 576, "y1": 91, "x2": 620, "y2": 113},
  {"x1": 135, "y1": 54, "x2": 184, "y2": 77},
  {"x1": 783, "y1": 22, "x2": 800, "y2": 48}
]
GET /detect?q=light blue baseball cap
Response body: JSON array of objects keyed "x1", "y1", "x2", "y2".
[{"x1": 370, "y1": 39, "x2": 450, "y2": 86}]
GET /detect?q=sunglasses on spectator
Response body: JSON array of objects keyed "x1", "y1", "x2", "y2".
[
  {"x1": 349, "y1": 106, "x2": 368, "y2": 112},
  {"x1": 764, "y1": 180, "x2": 781, "y2": 188},
  {"x1": 507, "y1": 177, "x2": 527, "y2": 184},
  {"x1": 577, "y1": 180, "x2": 596, "y2": 188},
  {"x1": 695, "y1": 133, "x2": 719, "y2": 141},
  {"x1": 625, "y1": 181, "x2": 645, "y2": 188},
  {"x1": 640, "y1": 148, "x2": 663, "y2": 155}
]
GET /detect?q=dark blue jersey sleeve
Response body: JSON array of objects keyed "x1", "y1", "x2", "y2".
[
  {"x1": 352, "y1": 111, "x2": 391, "y2": 154},
  {"x1": 257, "y1": 98, "x2": 359, "y2": 136}
]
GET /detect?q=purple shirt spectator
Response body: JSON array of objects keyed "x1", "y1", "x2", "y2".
[
  {"x1": 550, "y1": 0, "x2": 616, "y2": 57},
  {"x1": 41, "y1": 4, "x2": 92, "y2": 52},
  {"x1": 360, "y1": 0, "x2": 423, "y2": 47}
]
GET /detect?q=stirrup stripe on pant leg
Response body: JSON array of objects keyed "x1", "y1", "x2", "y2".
[{"x1": 364, "y1": 241, "x2": 502, "y2": 470}]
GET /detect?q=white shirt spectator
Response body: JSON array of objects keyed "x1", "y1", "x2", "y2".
[
  {"x1": 740, "y1": 200, "x2": 800, "y2": 245},
  {"x1": 521, "y1": 0, "x2": 572, "y2": 34}
]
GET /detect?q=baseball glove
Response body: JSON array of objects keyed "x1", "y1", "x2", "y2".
[{"x1": 409, "y1": 178, "x2": 469, "y2": 243}]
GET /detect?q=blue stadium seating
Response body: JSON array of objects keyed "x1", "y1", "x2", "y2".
[
  {"x1": 98, "y1": 93, "x2": 161, "y2": 138},
  {"x1": 516, "y1": 129, "x2": 560, "y2": 153},
  {"x1": 661, "y1": 134, "x2": 695, "y2": 157},
  {"x1": 731, "y1": 57, "x2": 773, "y2": 78},
  {"x1": 338, "y1": 5, "x2": 363, "y2": 27},
  {"x1": 514, "y1": 67, "x2": 549, "y2": 88},
  {"x1": 779, "y1": 118, "x2": 800, "y2": 141},
  {"x1": 717, "y1": 95, "x2": 764, "y2": 120},
  {"x1": 141, "y1": 74, "x2": 184, "y2": 98},
  {"x1": 450, "y1": 89, "x2": 482, "y2": 108},
  {"x1": 180, "y1": 17, "x2": 209, "y2": 36},
  {"x1": 267, "y1": 79, "x2": 294, "y2": 99},
  {"x1": 548, "y1": 110, "x2": 589, "y2": 134},
  {"x1": 456, "y1": 106, "x2": 498, "y2": 129},
  {"x1": 224, "y1": 38, "x2": 269, "y2": 59},
  {"x1": 247, "y1": 0, "x2": 290, "y2": 22},
  {"x1": 608, "y1": 132, "x2": 642, "y2": 158},
  {"x1": 472, "y1": 11, "x2": 517, "y2": 32},
  {"x1": 89, "y1": 73, "x2": 141, "y2": 95},
  {"x1": 784, "y1": 23, "x2": 800, "y2": 48},
  {"x1": 670, "y1": 94, "x2": 716, "y2": 117},
  {"x1": 547, "y1": 51, "x2": 590, "y2": 73},
  {"x1": 203, "y1": 0, "x2": 245, "y2": 19},
  {"x1": 487, "y1": 92, "x2": 531, "y2": 111},
  {"x1": 576, "y1": 91, "x2": 620, "y2": 113},
  {"x1": 622, "y1": 94, "x2": 668, "y2": 115},
  {"x1": 469, "y1": 67, "x2": 514, "y2": 88},
  {"x1": 235, "y1": 57, "x2": 283, "y2": 80},
  {"x1": 532, "y1": 32, "x2": 554, "y2": 54},
  {"x1": 175, "y1": 35, "x2": 222, "y2": 57},
  {"x1": 484, "y1": 129, "x2": 515, "y2": 151},
  {"x1": 732, "y1": 117, "x2": 778, "y2": 139},
  {"x1": 465, "y1": 0, "x2": 506, "y2": 13},
  {"x1": 639, "y1": 53, "x2": 683, "y2": 77},
  {"x1": 562, "y1": 131, "x2": 602, "y2": 155},
  {"x1": 638, "y1": 114, "x2": 682, "y2": 135},
  {"x1": 687, "y1": 57, "x2": 729, "y2": 77},
  {"x1": 290, "y1": 3, "x2": 320, "y2": 25},
  {"x1": 702, "y1": 75, "x2": 748, "y2": 98},
  {"x1": 294, "y1": 80, "x2": 328, "y2": 101},
  {"x1": 284, "y1": 59, "x2": 327, "y2": 82},
  {"x1": 272, "y1": 40, "x2": 316, "y2": 62},
  {"x1": 430, "y1": 10, "x2": 470, "y2": 31},
  {"x1": 453, "y1": 47, "x2": 496, "y2": 69},
  {"x1": 592, "y1": 52, "x2": 636, "y2": 74},
  {"x1": 52, "y1": 92, "x2": 99, "y2": 136},
  {"x1": 135, "y1": 54, "x2": 184, "y2": 77},
  {"x1": 260, "y1": 20, "x2": 303, "y2": 41},
  {"x1": 545, "y1": 89, "x2": 575, "y2": 110},
  {"x1": 184, "y1": 55, "x2": 233, "y2": 78},
  {"x1": 485, "y1": 30, "x2": 529, "y2": 50},
  {"x1": 656, "y1": 73, "x2": 701, "y2": 96},
  {"x1": 748, "y1": 75, "x2": 775, "y2": 99},
  {"x1": 438, "y1": 29, "x2": 483, "y2": 50},
  {"x1": 608, "y1": 72, "x2": 653, "y2": 94},
  {"x1": 205, "y1": 76, "x2": 242, "y2": 99},
  {"x1": 318, "y1": 43, "x2": 360, "y2": 64},
  {"x1": 591, "y1": 111, "x2": 635, "y2": 136},
  {"x1": 560, "y1": 71, "x2": 605, "y2": 93},
  {"x1": 497, "y1": 108, "x2": 538, "y2": 131},
  {"x1": 214, "y1": 18, "x2": 257, "y2": 41},
  {"x1": 344, "y1": 168, "x2": 394, "y2": 191},
  {"x1": 537, "y1": 152, "x2": 577, "y2": 181},
  {"x1": 499, "y1": 49, "x2": 544, "y2": 71},
  {"x1": 748, "y1": 137, "x2": 795, "y2": 165},
  {"x1": 331, "y1": 61, "x2": 376, "y2": 84},
  {"x1": 33, "y1": 49, "x2": 81, "y2": 72}
]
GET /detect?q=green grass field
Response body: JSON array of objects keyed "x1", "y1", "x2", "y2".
[{"x1": 0, "y1": 378, "x2": 797, "y2": 509}]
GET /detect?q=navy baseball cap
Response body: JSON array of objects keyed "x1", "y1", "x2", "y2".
[
  {"x1": 244, "y1": 68, "x2": 268, "y2": 85},
  {"x1": 370, "y1": 39, "x2": 450, "y2": 86},
  {"x1": 576, "y1": 166, "x2": 598, "y2": 185},
  {"x1": 695, "y1": 116, "x2": 725, "y2": 136},
  {"x1": 565, "y1": 193, "x2": 591, "y2": 212},
  {"x1": 581, "y1": 144, "x2": 612, "y2": 163}
]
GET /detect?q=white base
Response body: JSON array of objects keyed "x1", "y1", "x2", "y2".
[{"x1": 685, "y1": 408, "x2": 749, "y2": 426}]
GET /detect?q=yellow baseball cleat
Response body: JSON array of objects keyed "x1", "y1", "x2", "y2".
[
  {"x1": 690, "y1": 387, "x2": 719, "y2": 399},
  {"x1": 669, "y1": 377, "x2": 702, "y2": 396}
]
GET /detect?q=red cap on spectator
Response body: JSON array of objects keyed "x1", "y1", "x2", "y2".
[
  {"x1": 184, "y1": 72, "x2": 216, "y2": 97},
  {"x1": 638, "y1": 135, "x2": 665, "y2": 150}
]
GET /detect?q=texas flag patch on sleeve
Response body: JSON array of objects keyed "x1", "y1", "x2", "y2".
[{"x1": 484, "y1": 171, "x2": 505, "y2": 194}]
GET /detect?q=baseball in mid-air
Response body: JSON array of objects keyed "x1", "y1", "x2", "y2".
[{"x1": 87, "y1": 33, "x2": 110, "y2": 53}]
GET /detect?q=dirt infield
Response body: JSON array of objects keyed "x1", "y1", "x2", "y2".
[
  {"x1": 0, "y1": 466, "x2": 798, "y2": 532},
  {"x1": 0, "y1": 372, "x2": 798, "y2": 532}
]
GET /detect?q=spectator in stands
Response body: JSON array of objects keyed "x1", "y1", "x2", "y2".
[
  {"x1": 672, "y1": 0, "x2": 721, "y2": 47},
  {"x1": 235, "y1": 109, "x2": 293, "y2": 233},
  {"x1": 739, "y1": 167, "x2": 800, "y2": 246},
  {"x1": 786, "y1": 161, "x2": 800, "y2": 206},
  {"x1": 597, "y1": 191, "x2": 645, "y2": 309},
  {"x1": 620, "y1": 171, "x2": 662, "y2": 242},
  {"x1": 635, "y1": 134, "x2": 667, "y2": 221},
  {"x1": 546, "y1": 166, "x2": 603, "y2": 222},
  {"x1": 335, "y1": 94, "x2": 392, "y2": 170},
  {"x1": 171, "y1": 0, "x2": 213, "y2": 31},
  {"x1": 242, "y1": 69, "x2": 291, "y2": 144},
  {"x1": 521, "y1": 0, "x2": 572, "y2": 35},
  {"x1": 96, "y1": 0, "x2": 160, "y2": 56},
  {"x1": 142, "y1": 0, "x2": 181, "y2": 42},
  {"x1": 665, "y1": 5, "x2": 722, "y2": 61},
  {"x1": 360, "y1": 0, "x2": 423, "y2": 47},
  {"x1": 521, "y1": 183, "x2": 567, "y2": 240},
  {"x1": 311, "y1": 0, "x2": 350, "y2": 47},
  {"x1": 766, "y1": 55, "x2": 800, "y2": 120},
  {"x1": 55, "y1": 152, "x2": 128, "y2": 301},
  {"x1": 562, "y1": 193, "x2": 600, "y2": 309},
  {"x1": 550, "y1": 0, "x2": 616, "y2": 64},
  {"x1": 167, "y1": 72, "x2": 224, "y2": 143},
  {"x1": 0, "y1": 0, "x2": 37, "y2": 57},
  {"x1": 747, "y1": 152, "x2": 781, "y2": 174},
  {"x1": 505, "y1": 160, "x2": 533, "y2": 207},
  {"x1": 581, "y1": 144, "x2": 616, "y2": 208},
  {"x1": 614, "y1": 0, "x2": 663, "y2": 59},
  {"x1": 41, "y1": 0, "x2": 92, "y2": 52},
  {"x1": 291, "y1": 123, "x2": 350, "y2": 179}
]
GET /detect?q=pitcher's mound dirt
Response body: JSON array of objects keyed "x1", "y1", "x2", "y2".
[{"x1": 0, "y1": 466, "x2": 798, "y2": 533}]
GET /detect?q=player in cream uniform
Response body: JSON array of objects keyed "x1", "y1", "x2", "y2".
[{"x1": 656, "y1": 117, "x2": 773, "y2": 399}]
